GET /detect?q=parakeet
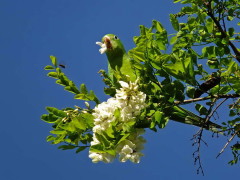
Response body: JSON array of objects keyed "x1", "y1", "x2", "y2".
[
  {"x1": 96, "y1": 34, "x2": 137, "y2": 84},
  {"x1": 96, "y1": 34, "x2": 222, "y2": 132}
]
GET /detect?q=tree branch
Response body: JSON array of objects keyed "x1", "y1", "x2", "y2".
[
  {"x1": 206, "y1": 4, "x2": 240, "y2": 63},
  {"x1": 216, "y1": 132, "x2": 238, "y2": 158},
  {"x1": 191, "y1": 128, "x2": 206, "y2": 176},
  {"x1": 206, "y1": 98, "x2": 227, "y2": 122},
  {"x1": 174, "y1": 94, "x2": 240, "y2": 105}
]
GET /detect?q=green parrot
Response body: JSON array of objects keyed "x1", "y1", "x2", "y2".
[
  {"x1": 96, "y1": 34, "x2": 137, "y2": 84},
  {"x1": 96, "y1": 34, "x2": 222, "y2": 132}
]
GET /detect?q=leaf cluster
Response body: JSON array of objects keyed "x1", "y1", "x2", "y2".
[
  {"x1": 41, "y1": 1, "x2": 240, "y2": 166},
  {"x1": 45, "y1": 56, "x2": 100, "y2": 104},
  {"x1": 41, "y1": 105, "x2": 94, "y2": 153}
]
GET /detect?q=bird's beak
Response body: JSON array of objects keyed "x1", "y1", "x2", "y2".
[{"x1": 103, "y1": 36, "x2": 112, "y2": 50}]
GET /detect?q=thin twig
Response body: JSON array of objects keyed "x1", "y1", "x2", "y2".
[
  {"x1": 204, "y1": 98, "x2": 217, "y2": 124},
  {"x1": 191, "y1": 96, "x2": 218, "y2": 175},
  {"x1": 216, "y1": 132, "x2": 238, "y2": 158},
  {"x1": 191, "y1": 128, "x2": 206, "y2": 176},
  {"x1": 207, "y1": 98, "x2": 227, "y2": 121},
  {"x1": 206, "y1": 4, "x2": 240, "y2": 63}
]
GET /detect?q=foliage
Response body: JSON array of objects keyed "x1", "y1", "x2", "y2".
[{"x1": 41, "y1": 0, "x2": 240, "y2": 174}]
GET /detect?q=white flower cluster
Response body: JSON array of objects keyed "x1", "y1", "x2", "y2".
[
  {"x1": 116, "y1": 129, "x2": 146, "y2": 163},
  {"x1": 92, "y1": 80, "x2": 147, "y2": 133},
  {"x1": 96, "y1": 41, "x2": 107, "y2": 54},
  {"x1": 89, "y1": 80, "x2": 147, "y2": 163},
  {"x1": 115, "y1": 81, "x2": 147, "y2": 122},
  {"x1": 92, "y1": 98, "x2": 119, "y2": 133},
  {"x1": 89, "y1": 134, "x2": 115, "y2": 163}
]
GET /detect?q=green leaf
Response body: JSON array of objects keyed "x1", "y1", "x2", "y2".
[
  {"x1": 170, "y1": 14, "x2": 179, "y2": 31},
  {"x1": 154, "y1": 111, "x2": 163, "y2": 123},
  {"x1": 152, "y1": 20, "x2": 164, "y2": 33},
  {"x1": 150, "y1": 121, "x2": 156, "y2": 129},
  {"x1": 195, "y1": 104, "x2": 208, "y2": 115},
  {"x1": 181, "y1": 0, "x2": 192, "y2": 4},
  {"x1": 181, "y1": 6, "x2": 194, "y2": 14},
  {"x1": 50, "y1": 55, "x2": 57, "y2": 67},
  {"x1": 222, "y1": 61, "x2": 239, "y2": 76},
  {"x1": 163, "y1": 52, "x2": 196, "y2": 85},
  {"x1": 41, "y1": 114, "x2": 59, "y2": 123},
  {"x1": 218, "y1": 86, "x2": 231, "y2": 94},
  {"x1": 139, "y1": 25, "x2": 148, "y2": 36},
  {"x1": 89, "y1": 90, "x2": 100, "y2": 104},
  {"x1": 206, "y1": 18, "x2": 213, "y2": 33},
  {"x1": 46, "y1": 135, "x2": 55, "y2": 142},
  {"x1": 74, "y1": 90, "x2": 99, "y2": 104},
  {"x1": 44, "y1": 65, "x2": 55, "y2": 70},
  {"x1": 228, "y1": 27, "x2": 235, "y2": 37},
  {"x1": 73, "y1": 116, "x2": 87, "y2": 130},
  {"x1": 76, "y1": 146, "x2": 88, "y2": 153},
  {"x1": 117, "y1": 134, "x2": 131, "y2": 145},
  {"x1": 174, "y1": 0, "x2": 182, "y2": 3},
  {"x1": 232, "y1": 143, "x2": 240, "y2": 151},
  {"x1": 156, "y1": 39, "x2": 166, "y2": 50},
  {"x1": 47, "y1": 72, "x2": 59, "y2": 79},
  {"x1": 229, "y1": 109, "x2": 237, "y2": 117},
  {"x1": 80, "y1": 84, "x2": 88, "y2": 94},
  {"x1": 56, "y1": 67, "x2": 61, "y2": 74},
  {"x1": 227, "y1": 16, "x2": 234, "y2": 21},
  {"x1": 186, "y1": 86, "x2": 195, "y2": 98},
  {"x1": 46, "y1": 107, "x2": 67, "y2": 117},
  {"x1": 221, "y1": 38, "x2": 229, "y2": 45},
  {"x1": 173, "y1": 80, "x2": 185, "y2": 101},
  {"x1": 170, "y1": 36, "x2": 177, "y2": 44},
  {"x1": 62, "y1": 122, "x2": 76, "y2": 132},
  {"x1": 55, "y1": 76, "x2": 69, "y2": 88},
  {"x1": 202, "y1": 46, "x2": 216, "y2": 59},
  {"x1": 158, "y1": 116, "x2": 169, "y2": 129},
  {"x1": 74, "y1": 94, "x2": 89, "y2": 100},
  {"x1": 207, "y1": 59, "x2": 219, "y2": 69},
  {"x1": 58, "y1": 145, "x2": 77, "y2": 150},
  {"x1": 64, "y1": 86, "x2": 80, "y2": 94},
  {"x1": 95, "y1": 133, "x2": 111, "y2": 149},
  {"x1": 129, "y1": 44, "x2": 146, "y2": 62},
  {"x1": 105, "y1": 126, "x2": 115, "y2": 138},
  {"x1": 112, "y1": 108, "x2": 120, "y2": 120},
  {"x1": 50, "y1": 130, "x2": 66, "y2": 135}
]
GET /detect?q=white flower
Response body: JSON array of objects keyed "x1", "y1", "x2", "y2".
[
  {"x1": 84, "y1": 101, "x2": 90, "y2": 108},
  {"x1": 89, "y1": 151, "x2": 115, "y2": 163},
  {"x1": 89, "y1": 134, "x2": 115, "y2": 163},
  {"x1": 91, "y1": 79, "x2": 147, "y2": 133},
  {"x1": 118, "y1": 81, "x2": 129, "y2": 89},
  {"x1": 116, "y1": 129, "x2": 146, "y2": 163},
  {"x1": 92, "y1": 98, "x2": 119, "y2": 133},
  {"x1": 96, "y1": 41, "x2": 107, "y2": 54},
  {"x1": 129, "y1": 152, "x2": 144, "y2": 163},
  {"x1": 115, "y1": 80, "x2": 147, "y2": 120},
  {"x1": 89, "y1": 80, "x2": 147, "y2": 163},
  {"x1": 90, "y1": 134, "x2": 100, "y2": 146}
]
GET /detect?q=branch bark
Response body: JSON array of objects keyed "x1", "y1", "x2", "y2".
[
  {"x1": 206, "y1": 4, "x2": 240, "y2": 63},
  {"x1": 174, "y1": 94, "x2": 240, "y2": 105}
]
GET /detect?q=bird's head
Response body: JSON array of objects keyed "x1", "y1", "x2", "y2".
[{"x1": 96, "y1": 34, "x2": 126, "y2": 56}]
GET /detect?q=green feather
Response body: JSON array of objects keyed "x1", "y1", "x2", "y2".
[{"x1": 101, "y1": 34, "x2": 137, "y2": 83}]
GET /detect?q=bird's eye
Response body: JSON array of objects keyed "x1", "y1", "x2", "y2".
[{"x1": 114, "y1": 35, "x2": 118, "y2": 40}]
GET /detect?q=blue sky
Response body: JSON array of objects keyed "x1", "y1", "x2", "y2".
[{"x1": 0, "y1": 0, "x2": 239, "y2": 179}]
